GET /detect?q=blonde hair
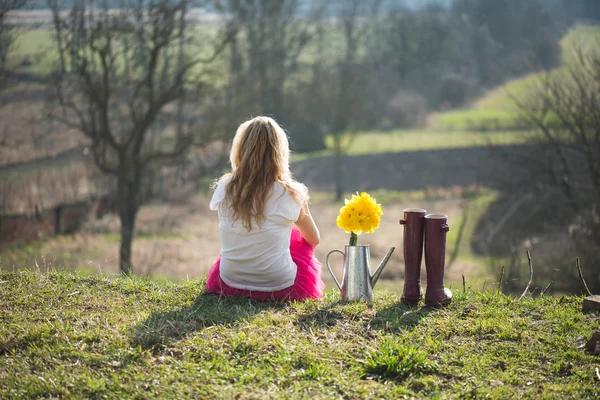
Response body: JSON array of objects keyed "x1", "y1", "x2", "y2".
[{"x1": 217, "y1": 116, "x2": 307, "y2": 230}]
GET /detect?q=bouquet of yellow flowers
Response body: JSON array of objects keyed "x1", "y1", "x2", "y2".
[{"x1": 336, "y1": 192, "x2": 383, "y2": 246}]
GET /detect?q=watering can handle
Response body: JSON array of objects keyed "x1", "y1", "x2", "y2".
[{"x1": 326, "y1": 250, "x2": 344, "y2": 290}]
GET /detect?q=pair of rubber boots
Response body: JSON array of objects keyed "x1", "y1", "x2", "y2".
[{"x1": 400, "y1": 208, "x2": 452, "y2": 307}]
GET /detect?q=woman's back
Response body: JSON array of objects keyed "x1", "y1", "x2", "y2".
[{"x1": 210, "y1": 177, "x2": 306, "y2": 291}]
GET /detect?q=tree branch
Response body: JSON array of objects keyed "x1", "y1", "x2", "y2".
[
  {"x1": 518, "y1": 250, "x2": 533, "y2": 301},
  {"x1": 577, "y1": 257, "x2": 593, "y2": 297}
]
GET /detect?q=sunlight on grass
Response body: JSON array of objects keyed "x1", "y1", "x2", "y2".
[
  {"x1": 2, "y1": 269, "x2": 599, "y2": 398},
  {"x1": 292, "y1": 130, "x2": 529, "y2": 161},
  {"x1": 429, "y1": 110, "x2": 527, "y2": 131},
  {"x1": 10, "y1": 26, "x2": 222, "y2": 78},
  {"x1": 363, "y1": 338, "x2": 436, "y2": 381},
  {"x1": 432, "y1": 24, "x2": 600, "y2": 132}
]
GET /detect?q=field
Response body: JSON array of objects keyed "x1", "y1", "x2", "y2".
[
  {"x1": 430, "y1": 24, "x2": 600, "y2": 131},
  {"x1": 0, "y1": 183, "x2": 497, "y2": 293},
  {"x1": 0, "y1": 15, "x2": 590, "y2": 293},
  {"x1": 2, "y1": 11, "x2": 598, "y2": 400},
  {"x1": 1, "y1": 269, "x2": 599, "y2": 398},
  {"x1": 292, "y1": 130, "x2": 528, "y2": 161}
]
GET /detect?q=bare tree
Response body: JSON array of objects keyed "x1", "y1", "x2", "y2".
[
  {"x1": 223, "y1": 0, "x2": 314, "y2": 121},
  {"x1": 47, "y1": 0, "x2": 227, "y2": 273},
  {"x1": 515, "y1": 46, "x2": 600, "y2": 215},
  {"x1": 0, "y1": 0, "x2": 28, "y2": 91},
  {"x1": 508, "y1": 43, "x2": 600, "y2": 292},
  {"x1": 328, "y1": 0, "x2": 381, "y2": 200}
]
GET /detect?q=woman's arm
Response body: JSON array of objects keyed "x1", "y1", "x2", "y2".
[{"x1": 295, "y1": 202, "x2": 320, "y2": 247}]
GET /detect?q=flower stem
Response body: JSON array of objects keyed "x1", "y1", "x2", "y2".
[{"x1": 349, "y1": 233, "x2": 358, "y2": 247}]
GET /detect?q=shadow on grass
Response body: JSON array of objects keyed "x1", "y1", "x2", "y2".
[
  {"x1": 369, "y1": 303, "x2": 433, "y2": 333},
  {"x1": 294, "y1": 299, "x2": 433, "y2": 334},
  {"x1": 132, "y1": 293, "x2": 289, "y2": 351},
  {"x1": 295, "y1": 303, "x2": 345, "y2": 330}
]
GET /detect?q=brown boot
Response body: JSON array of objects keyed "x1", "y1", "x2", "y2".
[
  {"x1": 400, "y1": 208, "x2": 427, "y2": 306},
  {"x1": 424, "y1": 214, "x2": 452, "y2": 307}
]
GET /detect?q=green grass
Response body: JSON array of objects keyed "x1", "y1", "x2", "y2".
[
  {"x1": 1, "y1": 269, "x2": 599, "y2": 398},
  {"x1": 429, "y1": 110, "x2": 528, "y2": 131},
  {"x1": 9, "y1": 26, "x2": 223, "y2": 79},
  {"x1": 0, "y1": 236, "x2": 100, "y2": 272},
  {"x1": 292, "y1": 130, "x2": 529, "y2": 161},
  {"x1": 9, "y1": 29, "x2": 58, "y2": 75},
  {"x1": 560, "y1": 24, "x2": 600, "y2": 64},
  {"x1": 444, "y1": 189, "x2": 497, "y2": 261},
  {"x1": 432, "y1": 24, "x2": 600, "y2": 132}
]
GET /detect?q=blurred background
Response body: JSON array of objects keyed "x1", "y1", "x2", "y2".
[{"x1": 1, "y1": 0, "x2": 599, "y2": 295}]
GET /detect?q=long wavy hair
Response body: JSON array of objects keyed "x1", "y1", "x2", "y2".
[{"x1": 217, "y1": 116, "x2": 307, "y2": 230}]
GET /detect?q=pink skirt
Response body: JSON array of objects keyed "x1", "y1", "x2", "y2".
[{"x1": 205, "y1": 228, "x2": 325, "y2": 301}]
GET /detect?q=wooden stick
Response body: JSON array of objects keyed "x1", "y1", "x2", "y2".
[
  {"x1": 462, "y1": 274, "x2": 466, "y2": 293},
  {"x1": 498, "y1": 265, "x2": 505, "y2": 294},
  {"x1": 518, "y1": 250, "x2": 533, "y2": 301},
  {"x1": 541, "y1": 281, "x2": 553, "y2": 296},
  {"x1": 576, "y1": 257, "x2": 592, "y2": 297}
]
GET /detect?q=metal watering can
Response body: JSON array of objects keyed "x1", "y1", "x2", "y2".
[{"x1": 326, "y1": 245, "x2": 395, "y2": 302}]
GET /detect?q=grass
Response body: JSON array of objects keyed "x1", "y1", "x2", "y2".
[
  {"x1": 0, "y1": 236, "x2": 101, "y2": 271},
  {"x1": 292, "y1": 129, "x2": 529, "y2": 161},
  {"x1": 429, "y1": 110, "x2": 528, "y2": 131},
  {"x1": 8, "y1": 28, "x2": 66, "y2": 76},
  {"x1": 10, "y1": 26, "x2": 224, "y2": 79},
  {"x1": 444, "y1": 189, "x2": 497, "y2": 260},
  {"x1": 104, "y1": 232, "x2": 188, "y2": 243},
  {"x1": 1, "y1": 268, "x2": 599, "y2": 398},
  {"x1": 431, "y1": 24, "x2": 600, "y2": 132}
]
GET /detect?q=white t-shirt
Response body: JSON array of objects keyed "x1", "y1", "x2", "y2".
[{"x1": 209, "y1": 177, "x2": 307, "y2": 291}]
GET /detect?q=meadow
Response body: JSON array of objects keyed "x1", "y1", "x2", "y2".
[
  {"x1": 1, "y1": 10, "x2": 598, "y2": 400},
  {"x1": 2, "y1": 18, "x2": 594, "y2": 292},
  {"x1": 1, "y1": 268, "x2": 599, "y2": 398},
  {"x1": 288, "y1": 129, "x2": 529, "y2": 162},
  {"x1": 0, "y1": 184, "x2": 498, "y2": 293},
  {"x1": 430, "y1": 24, "x2": 600, "y2": 132}
]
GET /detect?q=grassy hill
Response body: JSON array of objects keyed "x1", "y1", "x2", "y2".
[
  {"x1": 430, "y1": 24, "x2": 600, "y2": 131},
  {"x1": 1, "y1": 269, "x2": 599, "y2": 398}
]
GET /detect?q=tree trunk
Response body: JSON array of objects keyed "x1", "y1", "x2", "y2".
[
  {"x1": 48, "y1": 0, "x2": 66, "y2": 74},
  {"x1": 117, "y1": 171, "x2": 139, "y2": 274},
  {"x1": 175, "y1": 0, "x2": 187, "y2": 138},
  {"x1": 119, "y1": 207, "x2": 137, "y2": 274},
  {"x1": 333, "y1": 136, "x2": 343, "y2": 201}
]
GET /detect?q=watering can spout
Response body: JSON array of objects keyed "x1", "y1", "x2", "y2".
[{"x1": 370, "y1": 247, "x2": 396, "y2": 287}]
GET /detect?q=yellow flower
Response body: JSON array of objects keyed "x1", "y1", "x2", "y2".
[{"x1": 336, "y1": 192, "x2": 383, "y2": 235}]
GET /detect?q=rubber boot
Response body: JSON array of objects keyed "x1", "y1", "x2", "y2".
[
  {"x1": 400, "y1": 208, "x2": 426, "y2": 305},
  {"x1": 424, "y1": 214, "x2": 453, "y2": 307}
]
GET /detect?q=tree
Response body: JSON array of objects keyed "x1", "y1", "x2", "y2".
[
  {"x1": 47, "y1": 0, "x2": 227, "y2": 273},
  {"x1": 0, "y1": 0, "x2": 28, "y2": 91},
  {"x1": 507, "y1": 43, "x2": 600, "y2": 292},
  {"x1": 223, "y1": 0, "x2": 314, "y2": 122},
  {"x1": 328, "y1": 0, "x2": 381, "y2": 200},
  {"x1": 453, "y1": 0, "x2": 560, "y2": 78}
]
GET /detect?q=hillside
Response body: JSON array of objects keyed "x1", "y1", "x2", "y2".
[
  {"x1": 431, "y1": 24, "x2": 600, "y2": 131},
  {"x1": 1, "y1": 269, "x2": 599, "y2": 398}
]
